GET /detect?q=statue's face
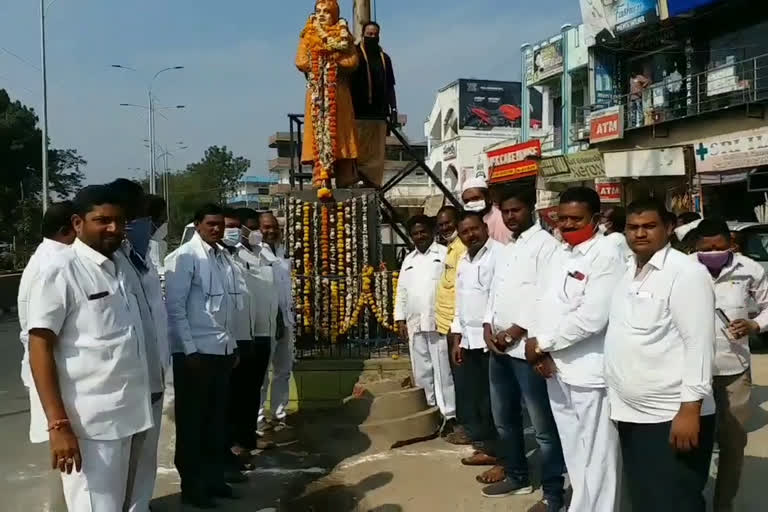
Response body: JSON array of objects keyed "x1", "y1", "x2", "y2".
[{"x1": 315, "y1": 2, "x2": 332, "y2": 26}]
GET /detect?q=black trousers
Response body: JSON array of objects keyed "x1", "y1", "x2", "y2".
[
  {"x1": 453, "y1": 348, "x2": 496, "y2": 442},
  {"x1": 619, "y1": 414, "x2": 716, "y2": 512},
  {"x1": 173, "y1": 353, "x2": 234, "y2": 494},
  {"x1": 229, "y1": 339, "x2": 272, "y2": 448}
]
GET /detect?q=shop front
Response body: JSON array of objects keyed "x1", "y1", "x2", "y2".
[{"x1": 693, "y1": 126, "x2": 768, "y2": 221}]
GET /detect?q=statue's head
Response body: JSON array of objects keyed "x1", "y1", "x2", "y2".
[{"x1": 314, "y1": 0, "x2": 339, "y2": 27}]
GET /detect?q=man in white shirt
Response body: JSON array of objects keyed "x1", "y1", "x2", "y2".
[
  {"x1": 109, "y1": 180, "x2": 172, "y2": 512},
  {"x1": 481, "y1": 188, "x2": 566, "y2": 512},
  {"x1": 605, "y1": 199, "x2": 715, "y2": 512},
  {"x1": 525, "y1": 186, "x2": 624, "y2": 512},
  {"x1": 256, "y1": 212, "x2": 296, "y2": 434},
  {"x1": 599, "y1": 205, "x2": 632, "y2": 261},
  {"x1": 395, "y1": 215, "x2": 455, "y2": 423},
  {"x1": 692, "y1": 218, "x2": 765, "y2": 512},
  {"x1": 448, "y1": 210, "x2": 501, "y2": 466},
  {"x1": 27, "y1": 185, "x2": 153, "y2": 512},
  {"x1": 17, "y1": 201, "x2": 74, "y2": 512},
  {"x1": 165, "y1": 203, "x2": 244, "y2": 508}
]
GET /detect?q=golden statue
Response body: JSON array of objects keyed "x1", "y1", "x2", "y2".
[{"x1": 296, "y1": 0, "x2": 360, "y2": 199}]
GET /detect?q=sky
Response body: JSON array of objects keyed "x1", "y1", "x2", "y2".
[{"x1": 0, "y1": 0, "x2": 581, "y2": 184}]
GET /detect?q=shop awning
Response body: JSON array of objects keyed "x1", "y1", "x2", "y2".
[
  {"x1": 539, "y1": 149, "x2": 606, "y2": 183},
  {"x1": 604, "y1": 147, "x2": 687, "y2": 177}
]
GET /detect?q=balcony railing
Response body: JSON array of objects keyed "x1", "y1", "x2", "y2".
[{"x1": 593, "y1": 53, "x2": 768, "y2": 133}]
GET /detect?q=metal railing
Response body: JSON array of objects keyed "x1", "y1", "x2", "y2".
[{"x1": 594, "y1": 53, "x2": 768, "y2": 132}]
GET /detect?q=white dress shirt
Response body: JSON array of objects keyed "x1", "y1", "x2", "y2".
[
  {"x1": 692, "y1": 252, "x2": 768, "y2": 376},
  {"x1": 394, "y1": 242, "x2": 448, "y2": 335},
  {"x1": 606, "y1": 245, "x2": 716, "y2": 423},
  {"x1": 484, "y1": 224, "x2": 561, "y2": 359},
  {"x1": 533, "y1": 234, "x2": 624, "y2": 388},
  {"x1": 605, "y1": 231, "x2": 632, "y2": 262},
  {"x1": 165, "y1": 233, "x2": 242, "y2": 356},
  {"x1": 231, "y1": 244, "x2": 280, "y2": 340},
  {"x1": 256, "y1": 242, "x2": 294, "y2": 329},
  {"x1": 450, "y1": 238, "x2": 501, "y2": 350},
  {"x1": 27, "y1": 239, "x2": 153, "y2": 441},
  {"x1": 18, "y1": 238, "x2": 71, "y2": 443}
]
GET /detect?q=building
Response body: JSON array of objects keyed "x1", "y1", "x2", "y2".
[
  {"x1": 227, "y1": 175, "x2": 279, "y2": 210},
  {"x1": 424, "y1": 79, "x2": 543, "y2": 195},
  {"x1": 579, "y1": 0, "x2": 768, "y2": 219}
]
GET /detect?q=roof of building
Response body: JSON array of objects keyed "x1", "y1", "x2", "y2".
[{"x1": 239, "y1": 175, "x2": 278, "y2": 185}]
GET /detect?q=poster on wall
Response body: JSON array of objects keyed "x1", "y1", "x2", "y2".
[
  {"x1": 458, "y1": 79, "x2": 524, "y2": 131},
  {"x1": 615, "y1": 0, "x2": 659, "y2": 34},
  {"x1": 527, "y1": 40, "x2": 564, "y2": 85},
  {"x1": 665, "y1": 0, "x2": 720, "y2": 17}
]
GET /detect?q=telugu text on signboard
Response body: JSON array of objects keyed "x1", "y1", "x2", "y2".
[{"x1": 540, "y1": 150, "x2": 606, "y2": 183}]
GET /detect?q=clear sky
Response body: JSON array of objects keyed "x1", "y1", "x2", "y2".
[{"x1": 0, "y1": 0, "x2": 581, "y2": 183}]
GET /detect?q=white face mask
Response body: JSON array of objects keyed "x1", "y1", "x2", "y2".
[
  {"x1": 151, "y1": 222, "x2": 168, "y2": 242},
  {"x1": 464, "y1": 200, "x2": 487, "y2": 213},
  {"x1": 442, "y1": 230, "x2": 459, "y2": 243},
  {"x1": 223, "y1": 228, "x2": 241, "y2": 245}
]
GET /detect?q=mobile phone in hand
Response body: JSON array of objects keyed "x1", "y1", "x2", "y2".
[{"x1": 716, "y1": 308, "x2": 737, "y2": 340}]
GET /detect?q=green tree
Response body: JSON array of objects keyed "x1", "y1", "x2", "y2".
[{"x1": 186, "y1": 145, "x2": 250, "y2": 203}]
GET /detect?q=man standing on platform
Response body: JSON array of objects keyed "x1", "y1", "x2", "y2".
[
  {"x1": 461, "y1": 178, "x2": 512, "y2": 245},
  {"x1": 605, "y1": 199, "x2": 716, "y2": 511},
  {"x1": 526, "y1": 187, "x2": 624, "y2": 512},
  {"x1": 395, "y1": 215, "x2": 456, "y2": 428},
  {"x1": 350, "y1": 20, "x2": 397, "y2": 187},
  {"x1": 481, "y1": 188, "x2": 565, "y2": 512}
]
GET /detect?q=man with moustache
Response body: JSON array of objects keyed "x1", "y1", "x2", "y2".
[{"x1": 525, "y1": 187, "x2": 624, "y2": 512}]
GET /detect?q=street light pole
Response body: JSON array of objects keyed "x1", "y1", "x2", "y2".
[{"x1": 39, "y1": 0, "x2": 49, "y2": 212}]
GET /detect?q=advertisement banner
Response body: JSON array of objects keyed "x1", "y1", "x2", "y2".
[
  {"x1": 528, "y1": 40, "x2": 564, "y2": 85},
  {"x1": 540, "y1": 150, "x2": 606, "y2": 183},
  {"x1": 590, "y1": 106, "x2": 624, "y2": 144},
  {"x1": 596, "y1": 179, "x2": 623, "y2": 203},
  {"x1": 487, "y1": 140, "x2": 541, "y2": 184},
  {"x1": 615, "y1": 0, "x2": 659, "y2": 34},
  {"x1": 458, "y1": 79, "x2": 523, "y2": 131},
  {"x1": 593, "y1": 50, "x2": 617, "y2": 107},
  {"x1": 666, "y1": 0, "x2": 719, "y2": 17},
  {"x1": 694, "y1": 127, "x2": 768, "y2": 174}
]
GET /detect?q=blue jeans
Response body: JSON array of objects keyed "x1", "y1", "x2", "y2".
[{"x1": 489, "y1": 353, "x2": 565, "y2": 504}]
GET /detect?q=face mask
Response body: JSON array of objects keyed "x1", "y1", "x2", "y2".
[
  {"x1": 125, "y1": 217, "x2": 153, "y2": 258},
  {"x1": 597, "y1": 223, "x2": 608, "y2": 235},
  {"x1": 249, "y1": 230, "x2": 263, "y2": 247},
  {"x1": 464, "y1": 200, "x2": 487, "y2": 213},
  {"x1": 223, "y1": 228, "x2": 241, "y2": 245},
  {"x1": 364, "y1": 35, "x2": 380, "y2": 46},
  {"x1": 441, "y1": 230, "x2": 458, "y2": 243},
  {"x1": 151, "y1": 222, "x2": 168, "y2": 242},
  {"x1": 561, "y1": 222, "x2": 597, "y2": 247},
  {"x1": 697, "y1": 250, "x2": 733, "y2": 277}
]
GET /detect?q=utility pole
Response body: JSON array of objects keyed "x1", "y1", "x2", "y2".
[
  {"x1": 353, "y1": 0, "x2": 371, "y2": 40},
  {"x1": 39, "y1": 0, "x2": 49, "y2": 212}
]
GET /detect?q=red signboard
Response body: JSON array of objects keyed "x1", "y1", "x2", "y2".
[
  {"x1": 590, "y1": 106, "x2": 624, "y2": 144},
  {"x1": 596, "y1": 180, "x2": 622, "y2": 203},
  {"x1": 487, "y1": 140, "x2": 541, "y2": 184}
]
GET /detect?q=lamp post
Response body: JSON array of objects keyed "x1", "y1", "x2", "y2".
[
  {"x1": 39, "y1": 0, "x2": 49, "y2": 212},
  {"x1": 112, "y1": 65, "x2": 184, "y2": 193}
]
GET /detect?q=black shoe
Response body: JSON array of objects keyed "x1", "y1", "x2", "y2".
[
  {"x1": 181, "y1": 491, "x2": 216, "y2": 509},
  {"x1": 209, "y1": 483, "x2": 240, "y2": 500}
]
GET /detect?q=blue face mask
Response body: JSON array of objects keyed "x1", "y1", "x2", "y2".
[{"x1": 125, "y1": 217, "x2": 153, "y2": 258}]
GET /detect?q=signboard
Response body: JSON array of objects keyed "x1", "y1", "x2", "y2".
[
  {"x1": 593, "y1": 50, "x2": 617, "y2": 107},
  {"x1": 458, "y1": 79, "x2": 524, "y2": 131},
  {"x1": 596, "y1": 179, "x2": 623, "y2": 203},
  {"x1": 694, "y1": 127, "x2": 768, "y2": 174},
  {"x1": 540, "y1": 150, "x2": 606, "y2": 183},
  {"x1": 666, "y1": 0, "x2": 720, "y2": 17},
  {"x1": 528, "y1": 40, "x2": 564, "y2": 85},
  {"x1": 706, "y1": 65, "x2": 740, "y2": 96},
  {"x1": 590, "y1": 106, "x2": 624, "y2": 144},
  {"x1": 615, "y1": 0, "x2": 659, "y2": 34},
  {"x1": 443, "y1": 142, "x2": 457, "y2": 161},
  {"x1": 487, "y1": 140, "x2": 541, "y2": 184},
  {"x1": 604, "y1": 147, "x2": 687, "y2": 177}
]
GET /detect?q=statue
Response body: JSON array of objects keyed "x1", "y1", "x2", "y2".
[{"x1": 296, "y1": 0, "x2": 360, "y2": 200}]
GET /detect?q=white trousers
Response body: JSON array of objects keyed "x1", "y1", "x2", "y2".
[
  {"x1": 547, "y1": 377, "x2": 619, "y2": 512},
  {"x1": 61, "y1": 435, "x2": 137, "y2": 512},
  {"x1": 125, "y1": 396, "x2": 163, "y2": 512},
  {"x1": 259, "y1": 332, "x2": 294, "y2": 423},
  {"x1": 410, "y1": 332, "x2": 456, "y2": 419}
]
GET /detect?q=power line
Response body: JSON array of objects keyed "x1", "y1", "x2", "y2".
[{"x1": 0, "y1": 46, "x2": 42, "y2": 72}]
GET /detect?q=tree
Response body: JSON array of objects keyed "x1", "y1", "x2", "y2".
[{"x1": 186, "y1": 145, "x2": 250, "y2": 203}]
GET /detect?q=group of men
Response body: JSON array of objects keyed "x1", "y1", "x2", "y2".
[
  {"x1": 18, "y1": 181, "x2": 295, "y2": 510},
  {"x1": 394, "y1": 178, "x2": 765, "y2": 512}
]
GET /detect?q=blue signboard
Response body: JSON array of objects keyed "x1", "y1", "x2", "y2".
[
  {"x1": 667, "y1": 0, "x2": 719, "y2": 17},
  {"x1": 615, "y1": 0, "x2": 659, "y2": 34}
]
